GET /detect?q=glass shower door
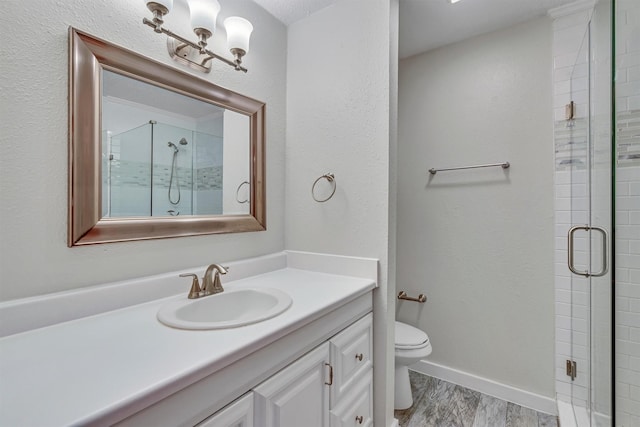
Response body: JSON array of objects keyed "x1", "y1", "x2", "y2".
[
  {"x1": 567, "y1": 1, "x2": 613, "y2": 425},
  {"x1": 567, "y1": 25, "x2": 592, "y2": 423}
]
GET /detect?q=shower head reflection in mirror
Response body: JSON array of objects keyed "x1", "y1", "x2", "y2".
[
  {"x1": 167, "y1": 137, "x2": 189, "y2": 207},
  {"x1": 168, "y1": 140, "x2": 182, "y2": 206}
]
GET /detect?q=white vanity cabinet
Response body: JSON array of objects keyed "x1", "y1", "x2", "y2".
[
  {"x1": 254, "y1": 343, "x2": 331, "y2": 427},
  {"x1": 253, "y1": 313, "x2": 373, "y2": 427},
  {"x1": 329, "y1": 313, "x2": 373, "y2": 407},
  {"x1": 329, "y1": 374, "x2": 373, "y2": 427},
  {"x1": 328, "y1": 312, "x2": 373, "y2": 427},
  {"x1": 197, "y1": 393, "x2": 254, "y2": 427}
]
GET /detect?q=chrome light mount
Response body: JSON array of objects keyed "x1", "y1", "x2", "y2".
[{"x1": 142, "y1": 16, "x2": 248, "y2": 73}]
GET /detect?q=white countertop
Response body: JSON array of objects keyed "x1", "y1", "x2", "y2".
[{"x1": 0, "y1": 267, "x2": 375, "y2": 426}]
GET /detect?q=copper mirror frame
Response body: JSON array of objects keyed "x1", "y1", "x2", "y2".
[{"x1": 68, "y1": 28, "x2": 266, "y2": 246}]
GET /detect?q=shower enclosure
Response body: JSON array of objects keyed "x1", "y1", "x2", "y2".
[
  {"x1": 102, "y1": 120, "x2": 223, "y2": 217},
  {"x1": 560, "y1": 0, "x2": 640, "y2": 425}
]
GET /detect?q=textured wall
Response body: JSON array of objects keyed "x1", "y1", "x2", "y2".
[
  {"x1": 0, "y1": 0, "x2": 287, "y2": 300},
  {"x1": 285, "y1": 3, "x2": 391, "y2": 260},
  {"x1": 397, "y1": 17, "x2": 555, "y2": 398},
  {"x1": 284, "y1": 0, "x2": 396, "y2": 425}
]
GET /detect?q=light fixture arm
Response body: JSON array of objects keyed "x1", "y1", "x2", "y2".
[
  {"x1": 230, "y1": 48, "x2": 247, "y2": 68},
  {"x1": 142, "y1": 18, "x2": 247, "y2": 73}
]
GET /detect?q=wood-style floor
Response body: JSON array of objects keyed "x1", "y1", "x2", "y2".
[{"x1": 394, "y1": 371, "x2": 559, "y2": 427}]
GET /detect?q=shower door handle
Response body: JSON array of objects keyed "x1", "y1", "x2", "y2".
[
  {"x1": 590, "y1": 226, "x2": 608, "y2": 277},
  {"x1": 567, "y1": 225, "x2": 609, "y2": 278},
  {"x1": 568, "y1": 225, "x2": 589, "y2": 277}
]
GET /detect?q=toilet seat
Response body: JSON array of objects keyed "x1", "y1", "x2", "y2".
[{"x1": 395, "y1": 321, "x2": 430, "y2": 350}]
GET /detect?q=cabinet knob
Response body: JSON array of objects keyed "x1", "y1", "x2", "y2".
[
  {"x1": 355, "y1": 353, "x2": 363, "y2": 361},
  {"x1": 355, "y1": 415, "x2": 364, "y2": 424}
]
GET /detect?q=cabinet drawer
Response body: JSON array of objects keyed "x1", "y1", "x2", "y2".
[
  {"x1": 329, "y1": 313, "x2": 372, "y2": 405},
  {"x1": 197, "y1": 392, "x2": 253, "y2": 427},
  {"x1": 329, "y1": 370, "x2": 373, "y2": 427}
]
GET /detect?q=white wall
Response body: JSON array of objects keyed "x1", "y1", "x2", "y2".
[
  {"x1": 284, "y1": 0, "x2": 397, "y2": 425},
  {"x1": 0, "y1": 0, "x2": 287, "y2": 301},
  {"x1": 397, "y1": 17, "x2": 556, "y2": 400}
]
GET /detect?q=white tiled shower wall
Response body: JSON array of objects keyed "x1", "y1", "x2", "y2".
[
  {"x1": 552, "y1": 0, "x2": 640, "y2": 425},
  {"x1": 616, "y1": 167, "x2": 640, "y2": 426},
  {"x1": 614, "y1": 1, "x2": 640, "y2": 425}
]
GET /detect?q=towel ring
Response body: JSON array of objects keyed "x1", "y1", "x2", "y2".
[
  {"x1": 312, "y1": 173, "x2": 336, "y2": 203},
  {"x1": 236, "y1": 181, "x2": 249, "y2": 204}
]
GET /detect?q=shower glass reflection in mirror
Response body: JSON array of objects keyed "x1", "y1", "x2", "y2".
[{"x1": 101, "y1": 70, "x2": 250, "y2": 218}]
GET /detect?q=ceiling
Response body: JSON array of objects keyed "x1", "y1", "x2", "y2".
[
  {"x1": 251, "y1": 0, "x2": 335, "y2": 25},
  {"x1": 252, "y1": 0, "x2": 580, "y2": 58}
]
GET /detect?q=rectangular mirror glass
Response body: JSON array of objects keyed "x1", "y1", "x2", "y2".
[{"x1": 102, "y1": 70, "x2": 250, "y2": 218}]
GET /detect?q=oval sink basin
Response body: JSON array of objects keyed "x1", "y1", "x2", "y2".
[{"x1": 157, "y1": 288, "x2": 292, "y2": 330}]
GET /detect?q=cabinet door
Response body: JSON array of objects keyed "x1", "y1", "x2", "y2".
[
  {"x1": 329, "y1": 313, "x2": 373, "y2": 406},
  {"x1": 329, "y1": 371, "x2": 373, "y2": 427},
  {"x1": 254, "y1": 342, "x2": 330, "y2": 427},
  {"x1": 197, "y1": 392, "x2": 253, "y2": 427}
]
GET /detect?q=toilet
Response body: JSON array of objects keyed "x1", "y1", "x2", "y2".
[{"x1": 394, "y1": 321, "x2": 432, "y2": 410}]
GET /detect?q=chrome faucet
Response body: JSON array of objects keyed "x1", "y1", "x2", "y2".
[
  {"x1": 201, "y1": 264, "x2": 229, "y2": 296},
  {"x1": 179, "y1": 264, "x2": 229, "y2": 299}
]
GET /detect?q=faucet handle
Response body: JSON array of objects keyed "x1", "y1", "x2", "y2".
[{"x1": 179, "y1": 273, "x2": 201, "y2": 299}]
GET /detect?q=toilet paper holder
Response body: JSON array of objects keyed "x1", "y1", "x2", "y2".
[{"x1": 397, "y1": 291, "x2": 427, "y2": 303}]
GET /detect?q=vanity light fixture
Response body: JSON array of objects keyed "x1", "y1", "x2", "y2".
[{"x1": 143, "y1": 0, "x2": 253, "y2": 73}]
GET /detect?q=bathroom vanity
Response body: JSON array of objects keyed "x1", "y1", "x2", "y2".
[
  {"x1": 0, "y1": 252, "x2": 377, "y2": 426},
  {"x1": 177, "y1": 313, "x2": 373, "y2": 427}
]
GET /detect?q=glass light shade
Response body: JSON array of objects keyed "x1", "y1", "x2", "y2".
[
  {"x1": 224, "y1": 17, "x2": 253, "y2": 54},
  {"x1": 146, "y1": 0, "x2": 173, "y2": 12},
  {"x1": 189, "y1": 0, "x2": 221, "y2": 34}
]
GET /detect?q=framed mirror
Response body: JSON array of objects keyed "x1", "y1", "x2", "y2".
[{"x1": 68, "y1": 28, "x2": 265, "y2": 246}]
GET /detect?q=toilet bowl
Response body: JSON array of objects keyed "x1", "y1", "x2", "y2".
[{"x1": 394, "y1": 321, "x2": 432, "y2": 410}]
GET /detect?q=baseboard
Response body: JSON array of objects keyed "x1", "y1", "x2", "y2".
[
  {"x1": 389, "y1": 419, "x2": 399, "y2": 427},
  {"x1": 411, "y1": 360, "x2": 558, "y2": 415}
]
